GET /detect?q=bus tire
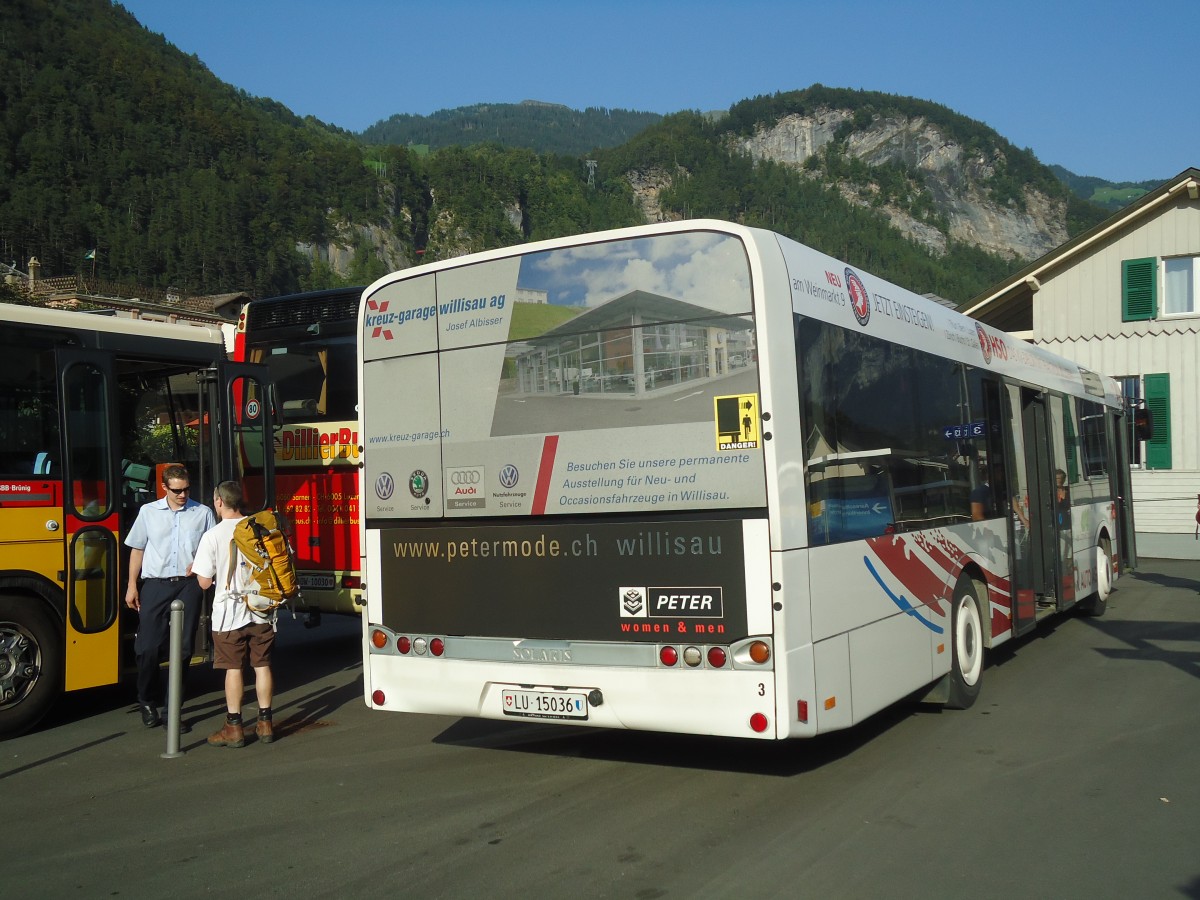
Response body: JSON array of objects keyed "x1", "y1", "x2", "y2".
[
  {"x1": 1079, "y1": 536, "x2": 1111, "y2": 617},
  {"x1": 946, "y1": 577, "x2": 984, "y2": 710},
  {"x1": 0, "y1": 596, "x2": 63, "y2": 738}
]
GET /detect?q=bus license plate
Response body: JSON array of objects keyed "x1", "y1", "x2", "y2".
[{"x1": 502, "y1": 690, "x2": 588, "y2": 720}]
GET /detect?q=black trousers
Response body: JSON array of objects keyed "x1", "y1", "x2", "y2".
[{"x1": 134, "y1": 576, "x2": 202, "y2": 706}]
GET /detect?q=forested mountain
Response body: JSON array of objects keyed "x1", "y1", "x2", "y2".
[
  {"x1": 360, "y1": 102, "x2": 663, "y2": 157},
  {"x1": 1, "y1": 1, "x2": 1122, "y2": 307},
  {"x1": 0, "y1": 0, "x2": 388, "y2": 297}
]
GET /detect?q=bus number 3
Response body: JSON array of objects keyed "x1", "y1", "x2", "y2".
[{"x1": 758, "y1": 683, "x2": 765, "y2": 696}]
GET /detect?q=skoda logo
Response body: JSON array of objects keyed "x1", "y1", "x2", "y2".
[
  {"x1": 408, "y1": 470, "x2": 428, "y2": 498},
  {"x1": 375, "y1": 472, "x2": 395, "y2": 500},
  {"x1": 450, "y1": 471, "x2": 480, "y2": 485},
  {"x1": 499, "y1": 465, "x2": 519, "y2": 489}
]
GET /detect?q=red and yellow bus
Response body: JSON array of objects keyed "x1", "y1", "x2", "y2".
[
  {"x1": 0, "y1": 304, "x2": 274, "y2": 736},
  {"x1": 232, "y1": 288, "x2": 363, "y2": 623}
]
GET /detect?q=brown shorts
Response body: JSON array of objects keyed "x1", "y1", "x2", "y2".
[{"x1": 212, "y1": 622, "x2": 275, "y2": 669}]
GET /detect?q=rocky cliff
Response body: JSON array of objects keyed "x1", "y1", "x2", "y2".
[
  {"x1": 737, "y1": 109, "x2": 1069, "y2": 260},
  {"x1": 630, "y1": 107, "x2": 1070, "y2": 262}
]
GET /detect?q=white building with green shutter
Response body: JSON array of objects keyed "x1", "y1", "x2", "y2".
[{"x1": 965, "y1": 168, "x2": 1200, "y2": 559}]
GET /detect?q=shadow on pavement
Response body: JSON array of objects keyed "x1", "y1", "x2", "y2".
[{"x1": 431, "y1": 699, "x2": 921, "y2": 778}]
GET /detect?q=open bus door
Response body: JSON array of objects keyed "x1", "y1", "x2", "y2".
[
  {"x1": 57, "y1": 349, "x2": 123, "y2": 691},
  {"x1": 1005, "y1": 386, "x2": 1062, "y2": 637},
  {"x1": 1112, "y1": 407, "x2": 1138, "y2": 572},
  {"x1": 214, "y1": 362, "x2": 276, "y2": 513}
]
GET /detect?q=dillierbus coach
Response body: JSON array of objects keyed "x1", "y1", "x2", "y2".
[
  {"x1": 357, "y1": 220, "x2": 1136, "y2": 740},
  {"x1": 0, "y1": 304, "x2": 274, "y2": 736},
  {"x1": 233, "y1": 288, "x2": 364, "y2": 624}
]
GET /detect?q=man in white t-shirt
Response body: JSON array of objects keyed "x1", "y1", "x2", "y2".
[{"x1": 191, "y1": 481, "x2": 276, "y2": 748}]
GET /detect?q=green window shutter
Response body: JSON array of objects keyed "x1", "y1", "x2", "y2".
[
  {"x1": 1122, "y1": 257, "x2": 1157, "y2": 321},
  {"x1": 1143, "y1": 373, "x2": 1171, "y2": 469}
]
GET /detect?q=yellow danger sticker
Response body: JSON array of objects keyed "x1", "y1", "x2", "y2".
[{"x1": 714, "y1": 393, "x2": 760, "y2": 451}]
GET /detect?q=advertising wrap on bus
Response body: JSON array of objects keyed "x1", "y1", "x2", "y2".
[
  {"x1": 359, "y1": 219, "x2": 1138, "y2": 741},
  {"x1": 777, "y1": 237, "x2": 1086, "y2": 395},
  {"x1": 361, "y1": 231, "x2": 768, "y2": 520},
  {"x1": 376, "y1": 518, "x2": 760, "y2": 643}
]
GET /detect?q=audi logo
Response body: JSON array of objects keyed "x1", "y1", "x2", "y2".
[{"x1": 449, "y1": 471, "x2": 481, "y2": 485}]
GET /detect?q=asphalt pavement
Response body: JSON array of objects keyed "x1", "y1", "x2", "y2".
[{"x1": 3, "y1": 558, "x2": 1199, "y2": 899}]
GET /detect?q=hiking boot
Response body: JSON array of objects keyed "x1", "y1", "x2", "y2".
[
  {"x1": 207, "y1": 722, "x2": 245, "y2": 748},
  {"x1": 255, "y1": 718, "x2": 275, "y2": 743}
]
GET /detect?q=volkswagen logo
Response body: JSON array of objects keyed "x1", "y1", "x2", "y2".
[
  {"x1": 450, "y1": 471, "x2": 481, "y2": 485},
  {"x1": 408, "y1": 470, "x2": 428, "y2": 498},
  {"x1": 499, "y1": 464, "x2": 519, "y2": 489},
  {"x1": 375, "y1": 472, "x2": 395, "y2": 500}
]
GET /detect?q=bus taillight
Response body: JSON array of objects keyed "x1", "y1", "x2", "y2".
[
  {"x1": 706, "y1": 647, "x2": 728, "y2": 668},
  {"x1": 370, "y1": 629, "x2": 388, "y2": 649},
  {"x1": 748, "y1": 641, "x2": 771, "y2": 664},
  {"x1": 749, "y1": 713, "x2": 769, "y2": 733},
  {"x1": 342, "y1": 575, "x2": 362, "y2": 590},
  {"x1": 372, "y1": 690, "x2": 385, "y2": 706},
  {"x1": 681, "y1": 646, "x2": 702, "y2": 667},
  {"x1": 430, "y1": 638, "x2": 445, "y2": 657},
  {"x1": 659, "y1": 646, "x2": 679, "y2": 666},
  {"x1": 397, "y1": 635, "x2": 411, "y2": 654}
]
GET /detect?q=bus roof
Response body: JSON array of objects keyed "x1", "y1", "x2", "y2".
[
  {"x1": 3, "y1": 301, "x2": 225, "y2": 346},
  {"x1": 243, "y1": 286, "x2": 364, "y2": 337}
]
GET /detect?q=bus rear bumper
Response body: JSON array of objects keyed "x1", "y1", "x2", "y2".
[{"x1": 365, "y1": 655, "x2": 783, "y2": 740}]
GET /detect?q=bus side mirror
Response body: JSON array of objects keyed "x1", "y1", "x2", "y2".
[{"x1": 1134, "y1": 407, "x2": 1153, "y2": 442}]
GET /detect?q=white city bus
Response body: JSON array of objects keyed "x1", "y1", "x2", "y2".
[{"x1": 357, "y1": 220, "x2": 1136, "y2": 740}]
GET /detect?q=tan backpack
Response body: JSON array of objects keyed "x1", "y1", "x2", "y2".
[{"x1": 225, "y1": 509, "x2": 300, "y2": 615}]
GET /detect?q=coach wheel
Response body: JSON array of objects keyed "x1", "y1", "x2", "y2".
[
  {"x1": 946, "y1": 577, "x2": 984, "y2": 710},
  {"x1": 1080, "y1": 536, "x2": 1112, "y2": 617},
  {"x1": 0, "y1": 596, "x2": 63, "y2": 738}
]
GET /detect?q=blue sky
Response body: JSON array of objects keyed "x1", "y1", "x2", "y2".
[{"x1": 119, "y1": 0, "x2": 1195, "y2": 184}]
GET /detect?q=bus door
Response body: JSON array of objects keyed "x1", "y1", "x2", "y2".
[
  {"x1": 1111, "y1": 410, "x2": 1137, "y2": 572},
  {"x1": 57, "y1": 349, "x2": 122, "y2": 691},
  {"x1": 215, "y1": 362, "x2": 276, "y2": 513},
  {"x1": 1005, "y1": 386, "x2": 1059, "y2": 636}
]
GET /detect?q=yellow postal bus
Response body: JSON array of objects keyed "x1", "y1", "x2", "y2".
[{"x1": 0, "y1": 304, "x2": 274, "y2": 736}]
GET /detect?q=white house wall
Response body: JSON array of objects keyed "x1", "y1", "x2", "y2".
[{"x1": 1029, "y1": 197, "x2": 1200, "y2": 549}]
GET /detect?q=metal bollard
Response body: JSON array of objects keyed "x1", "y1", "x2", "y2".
[{"x1": 161, "y1": 598, "x2": 185, "y2": 759}]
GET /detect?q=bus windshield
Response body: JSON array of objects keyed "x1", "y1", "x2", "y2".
[{"x1": 256, "y1": 335, "x2": 357, "y2": 425}]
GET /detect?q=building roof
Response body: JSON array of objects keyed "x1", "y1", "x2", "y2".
[
  {"x1": 531, "y1": 289, "x2": 749, "y2": 344},
  {"x1": 963, "y1": 167, "x2": 1200, "y2": 331}
]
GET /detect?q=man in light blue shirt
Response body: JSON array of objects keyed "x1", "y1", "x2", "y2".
[{"x1": 124, "y1": 464, "x2": 215, "y2": 727}]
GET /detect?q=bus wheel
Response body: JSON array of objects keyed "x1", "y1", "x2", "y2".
[
  {"x1": 1080, "y1": 536, "x2": 1112, "y2": 617},
  {"x1": 0, "y1": 596, "x2": 62, "y2": 738},
  {"x1": 946, "y1": 578, "x2": 984, "y2": 710}
]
